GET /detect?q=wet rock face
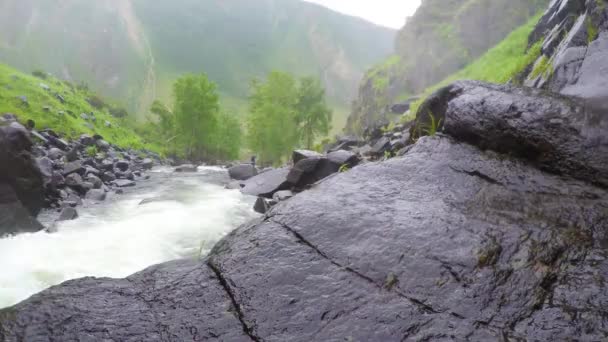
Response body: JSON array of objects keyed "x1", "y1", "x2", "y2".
[
  {"x1": 2, "y1": 135, "x2": 606, "y2": 340},
  {"x1": 523, "y1": 0, "x2": 608, "y2": 112},
  {"x1": 414, "y1": 80, "x2": 608, "y2": 187},
  {"x1": 0, "y1": 124, "x2": 45, "y2": 235}
]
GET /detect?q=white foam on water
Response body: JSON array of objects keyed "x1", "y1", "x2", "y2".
[{"x1": 0, "y1": 169, "x2": 257, "y2": 308}]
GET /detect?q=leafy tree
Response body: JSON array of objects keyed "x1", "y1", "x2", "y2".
[
  {"x1": 246, "y1": 71, "x2": 299, "y2": 165},
  {"x1": 149, "y1": 100, "x2": 174, "y2": 140},
  {"x1": 246, "y1": 72, "x2": 332, "y2": 164},
  {"x1": 172, "y1": 74, "x2": 220, "y2": 160},
  {"x1": 210, "y1": 112, "x2": 242, "y2": 161},
  {"x1": 296, "y1": 77, "x2": 332, "y2": 149}
]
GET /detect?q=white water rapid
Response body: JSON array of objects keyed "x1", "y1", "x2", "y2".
[{"x1": 0, "y1": 166, "x2": 258, "y2": 308}]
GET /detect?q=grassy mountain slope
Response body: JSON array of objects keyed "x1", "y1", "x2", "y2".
[
  {"x1": 346, "y1": 0, "x2": 549, "y2": 134},
  {"x1": 0, "y1": 63, "x2": 159, "y2": 152},
  {"x1": 0, "y1": 0, "x2": 395, "y2": 130},
  {"x1": 409, "y1": 13, "x2": 544, "y2": 116}
]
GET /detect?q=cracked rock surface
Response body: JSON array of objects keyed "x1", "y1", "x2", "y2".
[{"x1": 1, "y1": 81, "x2": 607, "y2": 341}]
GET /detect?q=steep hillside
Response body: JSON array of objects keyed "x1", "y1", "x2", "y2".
[
  {"x1": 0, "y1": 63, "x2": 158, "y2": 151},
  {"x1": 0, "y1": 0, "x2": 395, "y2": 125},
  {"x1": 346, "y1": 0, "x2": 549, "y2": 134}
]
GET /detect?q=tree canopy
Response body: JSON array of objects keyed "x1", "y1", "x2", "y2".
[{"x1": 246, "y1": 72, "x2": 332, "y2": 165}]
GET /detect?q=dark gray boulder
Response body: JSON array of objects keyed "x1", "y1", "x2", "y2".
[
  {"x1": 85, "y1": 189, "x2": 106, "y2": 202},
  {"x1": 292, "y1": 149, "x2": 322, "y2": 164},
  {"x1": 57, "y1": 207, "x2": 78, "y2": 222},
  {"x1": 62, "y1": 161, "x2": 85, "y2": 177},
  {"x1": 287, "y1": 157, "x2": 340, "y2": 188},
  {"x1": 327, "y1": 150, "x2": 359, "y2": 168},
  {"x1": 47, "y1": 147, "x2": 64, "y2": 160},
  {"x1": 413, "y1": 80, "x2": 608, "y2": 187},
  {"x1": 114, "y1": 160, "x2": 130, "y2": 172},
  {"x1": 0, "y1": 259, "x2": 252, "y2": 341},
  {"x1": 0, "y1": 184, "x2": 44, "y2": 235},
  {"x1": 272, "y1": 190, "x2": 294, "y2": 202},
  {"x1": 228, "y1": 164, "x2": 257, "y2": 181},
  {"x1": 79, "y1": 134, "x2": 95, "y2": 146},
  {"x1": 86, "y1": 174, "x2": 103, "y2": 189},
  {"x1": 141, "y1": 158, "x2": 154, "y2": 170},
  {"x1": 113, "y1": 179, "x2": 136, "y2": 188},
  {"x1": 174, "y1": 164, "x2": 198, "y2": 173},
  {"x1": 370, "y1": 136, "x2": 391, "y2": 154},
  {"x1": 0, "y1": 123, "x2": 45, "y2": 234},
  {"x1": 101, "y1": 171, "x2": 116, "y2": 183},
  {"x1": 253, "y1": 197, "x2": 276, "y2": 214},
  {"x1": 241, "y1": 168, "x2": 290, "y2": 198}
]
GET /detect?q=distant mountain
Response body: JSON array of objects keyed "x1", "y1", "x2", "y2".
[{"x1": 0, "y1": 0, "x2": 395, "y2": 126}]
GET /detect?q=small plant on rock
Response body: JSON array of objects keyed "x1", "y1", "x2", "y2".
[
  {"x1": 338, "y1": 164, "x2": 350, "y2": 173},
  {"x1": 85, "y1": 146, "x2": 98, "y2": 157},
  {"x1": 424, "y1": 112, "x2": 443, "y2": 136}
]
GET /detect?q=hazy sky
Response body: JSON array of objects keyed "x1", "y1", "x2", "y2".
[{"x1": 304, "y1": 0, "x2": 421, "y2": 29}]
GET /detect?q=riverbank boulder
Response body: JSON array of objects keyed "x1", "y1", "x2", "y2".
[
  {"x1": 0, "y1": 123, "x2": 45, "y2": 235},
  {"x1": 228, "y1": 164, "x2": 257, "y2": 181},
  {"x1": 1, "y1": 81, "x2": 607, "y2": 340}
]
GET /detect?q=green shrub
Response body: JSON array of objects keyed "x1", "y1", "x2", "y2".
[
  {"x1": 31, "y1": 70, "x2": 47, "y2": 79},
  {"x1": 87, "y1": 95, "x2": 106, "y2": 109},
  {"x1": 85, "y1": 145, "x2": 98, "y2": 157},
  {"x1": 109, "y1": 106, "x2": 128, "y2": 118}
]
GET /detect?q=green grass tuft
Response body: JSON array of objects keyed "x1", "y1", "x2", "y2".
[{"x1": 587, "y1": 17, "x2": 599, "y2": 44}]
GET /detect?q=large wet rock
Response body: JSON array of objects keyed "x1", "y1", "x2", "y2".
[
  {"x1": 0, "y1": 123, "x2": 45, "y2": 235},
  {"x1": 1, "y1": 82, "x2": 607, "y2": 340},
  {"x1": 414, "y1": 80, "x2": 608, "y2": 187},
  {"x1": 228, "y1": 164, "x2": 258, "y2": 181},
  {"x1": 241, "y1": 168, "x2": 291, "y2": 198}
]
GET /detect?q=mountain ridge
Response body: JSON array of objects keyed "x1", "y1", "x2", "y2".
[{"x1": 0, "y1": 0, "x2": 395, "y2": 126}]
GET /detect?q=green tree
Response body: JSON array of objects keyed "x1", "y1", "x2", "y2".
[
  {"x1": 246, "y1": 71, "x2": 299, "y2": 165},
  {"x1": 209, "y1": 112, "x2": 242, "y2": 161},
  {"x1": 296, "y1": 77, "x2": 332, "y2": 149},
  {"x1": 150, "y1": 100, "x2": 174, "y2": 139},
  {"x1": 172, "y1": 74, "x2": 220, "y2": 160}
]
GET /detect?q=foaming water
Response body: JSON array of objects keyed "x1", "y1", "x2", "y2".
[{"x1": 0, "y1": 167, "x2": 258, "y2": 308}]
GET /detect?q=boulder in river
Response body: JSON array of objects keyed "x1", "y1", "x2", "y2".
[
  {"x1": 57, "y1": 207, "x2": 78, "y2": 222},
  {"x1": 228, "y1": 164, "x2": 257, "y2": 180},
  {"x1": 0, "y1": 123, "x2": 45, "y2": 235},
  {"x1": 174, "y1": 164, "x2": 198, "y2": 173},
  {"x1": 113, "y1": 179, "x2": 136, "y2": 188},
  {"x1": 292, "y1": 149, "x2": 323, "y2": 164},
  {"x1": 85, "y1": 189, "x2": 106, "y2": 202},
  {"x1": 240, "y1": 168, "x2": 291, "y2": 198}
]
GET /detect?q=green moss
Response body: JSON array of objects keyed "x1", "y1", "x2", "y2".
[
  {"x1": 587, "y1": 17, "x2": 599, "y2": 44},
  {"x1": 409, "y1": 13, "x2": 544, "y2": 115},
  {"x1": 530, "y1": 55, "x2": 553, "y2": 79}
]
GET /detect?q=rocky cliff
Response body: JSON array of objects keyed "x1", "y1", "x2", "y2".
[
  {"x1": 521, "y1": 0, "x2": 608, "y2": 113},
  {"x1": 346, "y1": 0, "x2": 549, "y2": 134}
]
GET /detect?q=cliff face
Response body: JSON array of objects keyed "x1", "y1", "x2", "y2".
[
  {"x1": 521, "y1": 0, "x2": 608, "y2": 113},
  {"x1": 346, "y1": 0, "x2": 549, "y2": 134}
]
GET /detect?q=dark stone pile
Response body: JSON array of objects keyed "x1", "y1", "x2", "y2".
[
  {"x1": 228, "y1": 148, "x2": 361, "y2": 214},
  {"x1": 0, "y1": 114, "x2": 161, "y2": 235}
]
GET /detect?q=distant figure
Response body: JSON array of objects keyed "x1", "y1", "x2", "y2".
[{"x1": 251, "y1": 155, "x2": 257, "y2": 167}]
